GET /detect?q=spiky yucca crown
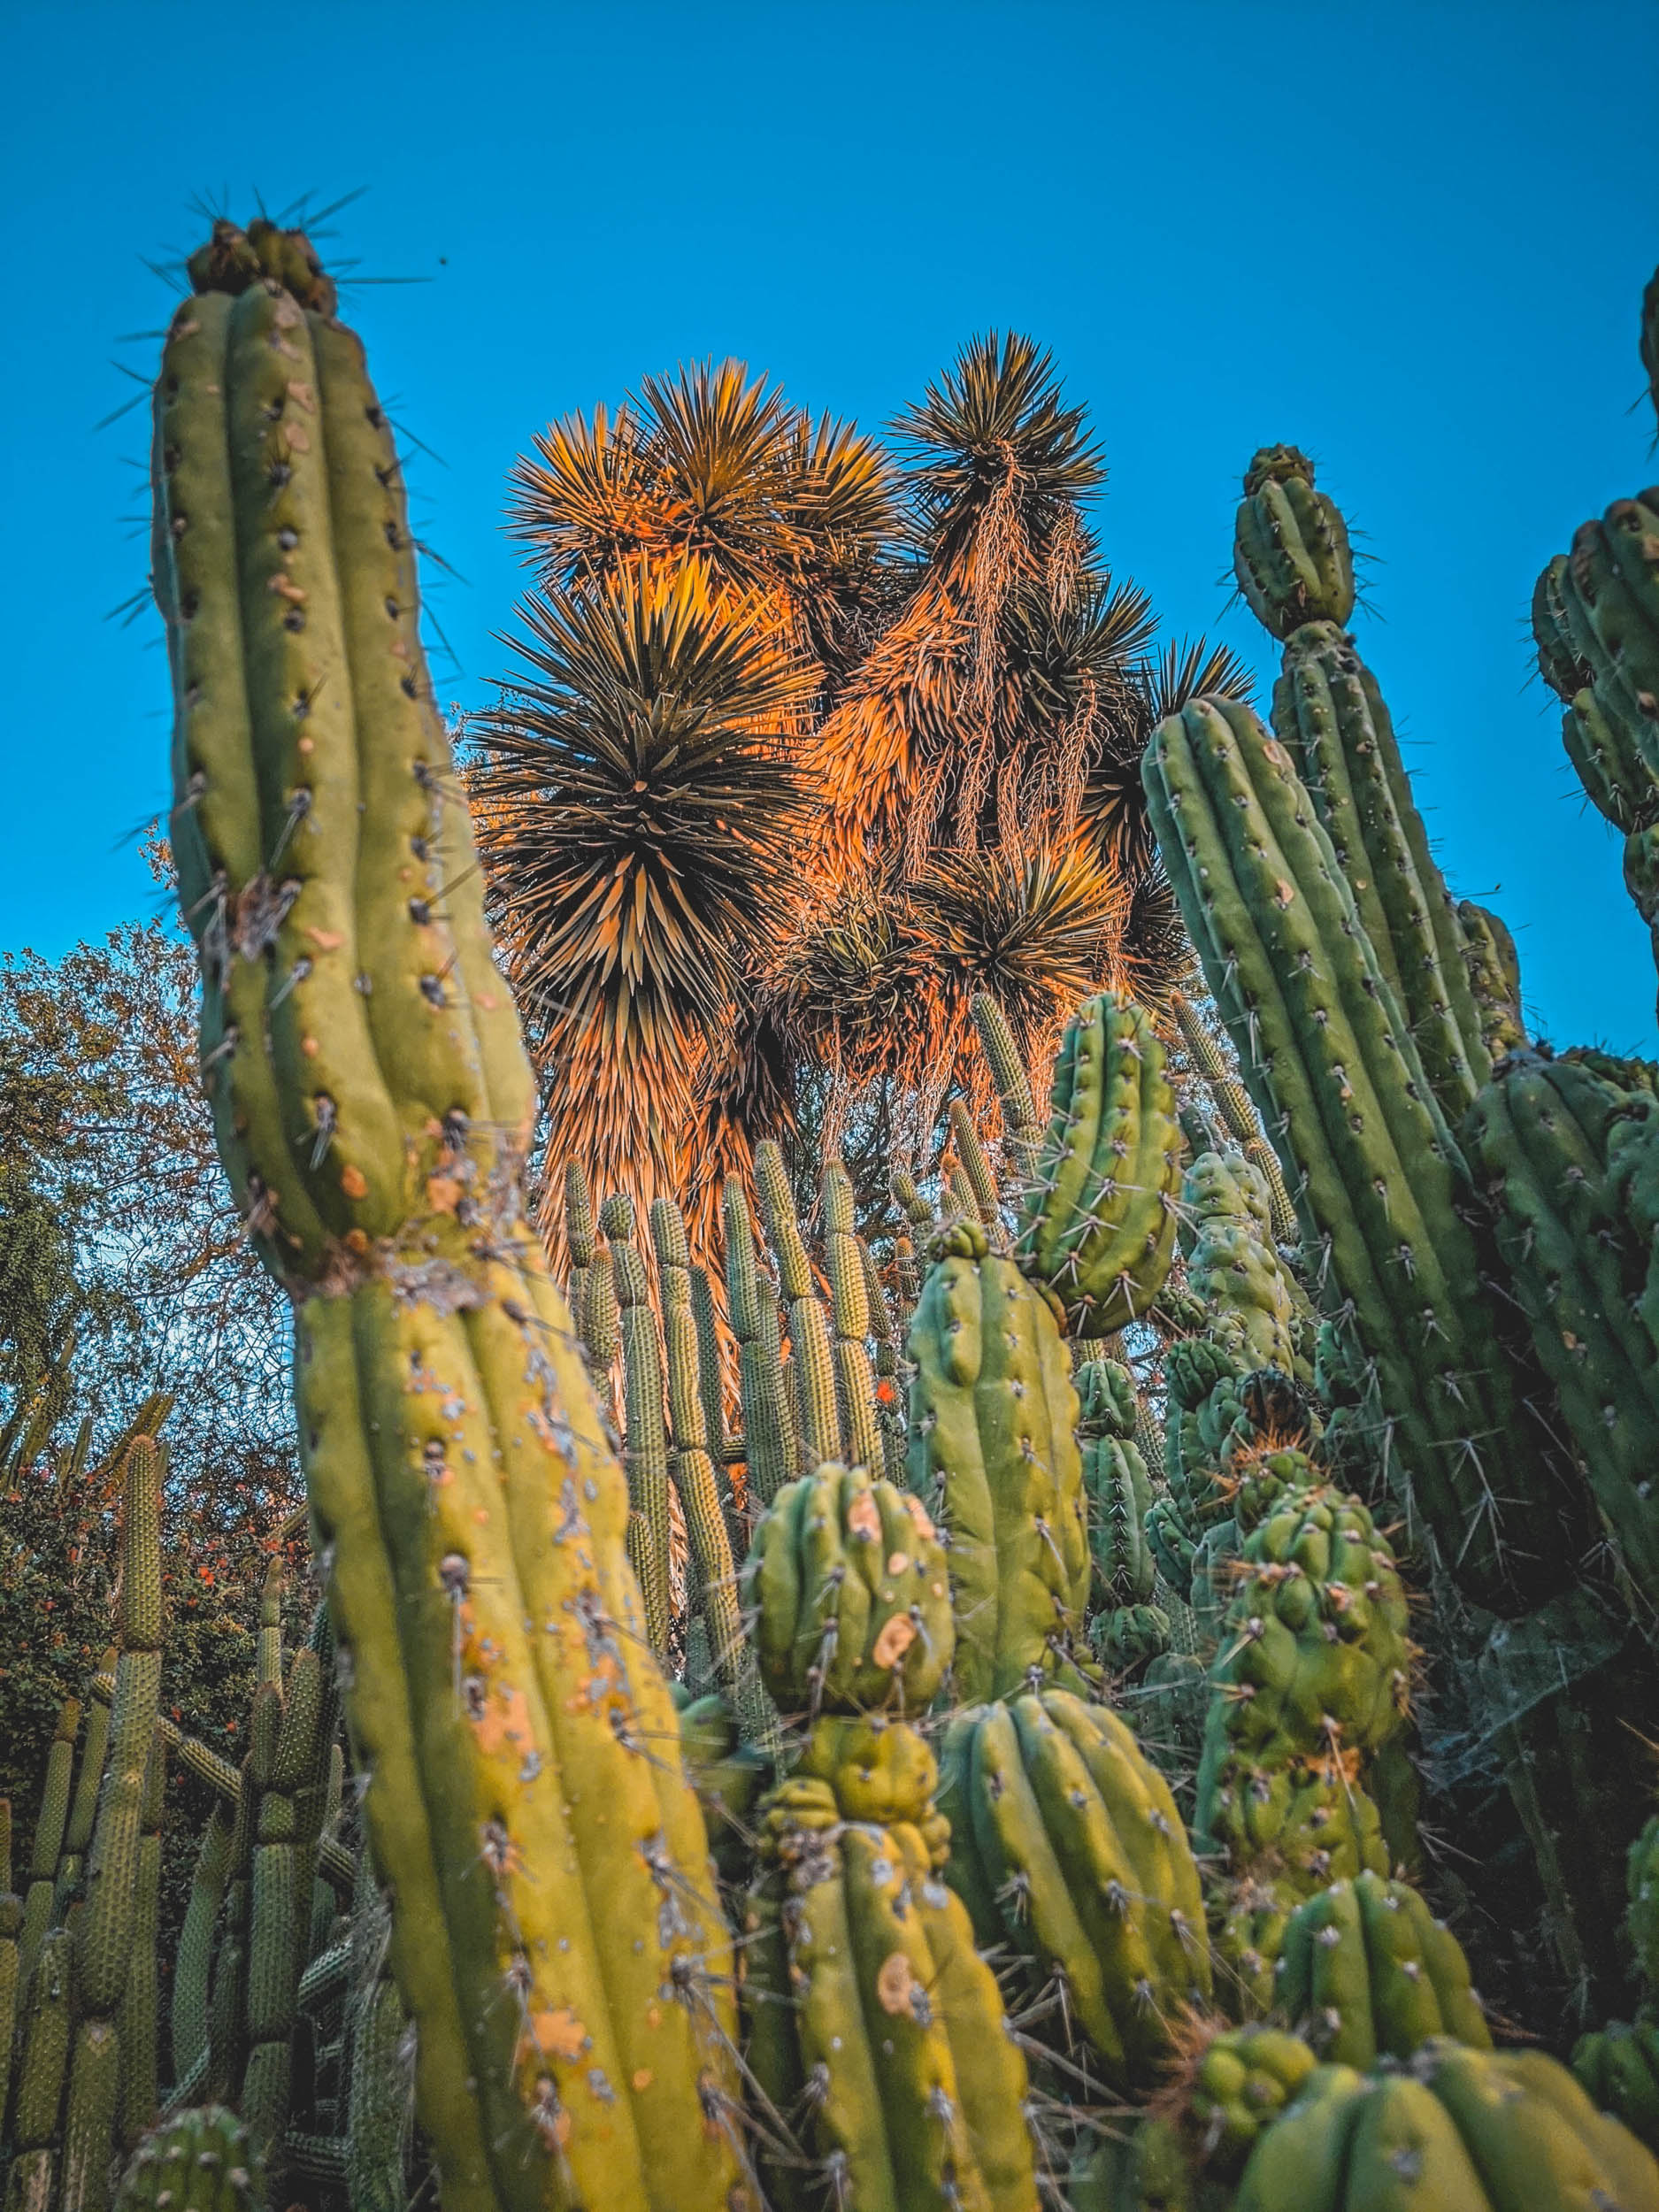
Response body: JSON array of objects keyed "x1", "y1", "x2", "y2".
[{"x1": 186, "y1": 217, "x2": 334, "y2": 313}]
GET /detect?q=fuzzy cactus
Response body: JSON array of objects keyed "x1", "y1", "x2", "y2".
[
  {"x1": 153, "y1": 216, "x2": 742, "y2": 2212},
  {"x1": 906, "y1": 1217, "x2": 1090, "y2": 1700},
  {"x1": 1013, "y1": 992, "x2": 1182, "y2": 1336}
]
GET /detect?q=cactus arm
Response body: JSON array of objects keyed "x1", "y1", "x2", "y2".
[
  {"x1": 822, "y1": 1163, "x2": 882, "y2": 1476},
  {"x1": 603, "y1": 1194, "x2": 674, "y2": 1657},
  {"x1": 972, "y1": 990, "x2": 1043, "y2": 1186},
  {"x1": 725, "y1": 1179, "x2": 794, "y2": 1504},
  {"x1": 946, "y1": 1098, "x2": 1002, "y2": 1227},
  {"x1": 649, "y1": 1197, "x2": 755, "y2": 1704},
  {"x1": 117, "y1": 1725, "x2": 165, "y2": 2150},
  {"x1": 755, "y1": 1141, "x2": 840, "y2": 1471},
  {"x1": 172, "y1": 1805, "x2": 234, "y2": 2088}
]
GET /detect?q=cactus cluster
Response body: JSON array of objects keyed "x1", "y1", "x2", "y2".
[{"x1": 11, "y1": 211, "x2": 1659, "y2": 2212}]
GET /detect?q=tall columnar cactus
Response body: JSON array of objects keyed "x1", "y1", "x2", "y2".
[
  {"x1": 724, "y1": 1179, "x2": 794, "y2": 1507},
  {"x1": 1463, "y1": 1049, "x2": 1659, "y2": 1610},
  {"x1": 649, "y1": 1196, "x2": 752, "y2": 1700},
  {"x1": 906, "y1": 1218, "x2": 1090, "y2": 1700},
  {"x1": 1181, "y1": 1149, "x2": 1306, "y2": 1383},
  {"x1": 937, "y1": 1688, "x2": 1211, "y2": 2087},
  {"x1": 742, "y1": 1725, "x2": 1039, "y2": 2212},
  {"x1": 63, "y1": 1437, "x2": 165, "y2": 2212},
  {"x1": 820, "y1": 1160, "x2": 883, "y2": 1474},
  {"x1": 1195, "y1": 1465, "x2": 1415, "y2": 2008},
  {"x1": 1143, "y1": 694, "x2": 1575, "y2": 1615},
  {"x1": 972, "y1": 991, "x2": 1043, "y2": 1186},
  {"x1": 755, "y1": 1140, "x2": 841, "y2": 1473},
  {"x1": 1263, "y1": 594, "x2": 1488, "y2": 1121},
  {"x1": 1013, "y1": 992, "x2": 1182, "y2": 1337},
  {"x1": 0, "y1": 1803, "x2": 19, "y2": 2146},
  {"x1": 19, "y1": 1699, "x2": 79, "y2": 1994},
  {"x1": 1455, "y1": 899, "x2": 1528, "y2": 1061},
  {"x1": 604, "y1": 1193, "x2": 675, "y2": 1659},
  {"x1": 152, "y1": 216, "x2": 742, "y2": 2212},
  {"x1": 1170, "y1": 991, "x2": 1299, "y2": 1245}
]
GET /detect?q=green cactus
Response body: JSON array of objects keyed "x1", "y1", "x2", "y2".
[
  {"x1": 972, "y1": 991, "x2": 1043, "y2": 1186},
  {"x1": 117, "y1": 1726, "x2": 165, "y2": 2152},
  {"x1": 906, "y1": 1217, "x2": 1089, "y2": 1700},
  {"x1": 561, "y1": 1162, "x2": 596, "y2": 1361},
  {"x1": 755, "y1": 1139, "x2": 841, "y2": 1472},
  {"x1": 1233, "y1": 2039, "x2": 1659, "y2": 2211},
  {"x1": 1185, "y1": 2022, "x2": 1320, "y2": 2178},
  {"x1": 19, "y1": 1700, "x2": 79, "y2": 1996},
  {"x1": 649, "y1": 1196, "x2": 752, "y2": 1699},
  {"x1": 1180, "y1": 1149, "x2": 1307, "y2": 1383},
  {"x1": 937, "y1": 1687, "x2": 1211, "y2": 2086},
  {"x1": 724, "y1": 1178, "x2": 795, "y2": 1506},
  {"x1": 154, "y1": 216, "x2": 741, "y2": 2212},
  {"x1": 0, "y1": 1803, "x2": 18, "y2": 2139},
  {"x1": 1233, "y1": 447, "x2": 1356, "y2": 640},
  {"x1": 1170, "y1": 991, "x2": 1299, "y2": 1246},
  {"x1": 673, "y1": 1694, "x2": 769, "y2": 1889},
  {"x1": 1631, "y1": 1815, "x2": 1659, "y2": 1990},
  {"x1": 1194, "y1": 1474, "x2": 1413, "y2": 1876},
  {"x1": 1276, "y1": 1871, "x2": 1491, "y2": 2070},
  {"x1": 1266, "y1": 610, "x2": 1488, "y2": 1120},
  {"x1": 1573, "y1": 2018, "x2": 1659, "y2": 2154},
  {"x1": 604, "y1": 1193, "x2": 674, "y2": 1660},
  {"x1": 742, "y1": 1733, "x2": 1038, "y2": 2212},
  {"x1": 173, "y1": 1807, "x2": 234, "y2": 2091},
  {"x1": 344, "y1": 1974, "x2": 411, "y2": 2212},
  {"x1": 821, "y1": 1159, "x2": 884, "y2": 1474},
  {"x1": 111, "y1": 2105, "x2": 265, "y2": 2212},
  {"x1": 858, "y1": 1235, "x2": 910, "y2": 1486},
  {"x1": 1456, "y1": 900, "x2": 1527, "y2": 1060},
  {"x1": 1077, "y1": 1358, "x2": 1156, "y2": 1609},
  {"x1": 1014, "y1": 992, "x2": 1182, "y2": 1336},
  {"x1": 1144, "y1": 692, "x2": 1574, "y2": 1615},
  {"x1": 1463, "y1": 1050, "x2": 1659, "y2": 1608},
  {"x1": 749, "y1": 1461, "x2": 953, "y2": 1715},
  {"x1": 12, "y1": 1926, "x2": 75, "y2": 2202}
]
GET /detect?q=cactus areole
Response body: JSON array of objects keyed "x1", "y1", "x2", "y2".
[{"x1": 152, "y1": 219, "x2": 745, "y2": 2212}]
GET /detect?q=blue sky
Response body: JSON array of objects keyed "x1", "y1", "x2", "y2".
[{"x1": 4, "y1": 0, "x2": 1656, "y2": 1047}]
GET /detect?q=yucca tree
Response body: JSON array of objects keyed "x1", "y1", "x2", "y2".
[
  {"x1": 472, "y1": 561, "x2": 818, "y2": 1255},
  {"x1": 780, "y1": 334, "x2": 1249, "y2": 1176},
  {"x1": 509, "y1": 359, "x2": 896, "y2": 687}
]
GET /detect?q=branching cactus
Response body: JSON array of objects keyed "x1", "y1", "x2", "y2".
[{"x1": 151, "y1": 216, "x2": 743, "y2": 2212}]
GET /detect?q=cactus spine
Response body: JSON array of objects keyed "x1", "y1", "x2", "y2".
[{"x1": 153, "y1": 217, "x2": 741, "y2": 2212}]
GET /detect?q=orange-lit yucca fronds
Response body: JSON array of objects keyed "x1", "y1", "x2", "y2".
[{"x1": 471, "y1": 560, "x2": 820, "y2": 1260}]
